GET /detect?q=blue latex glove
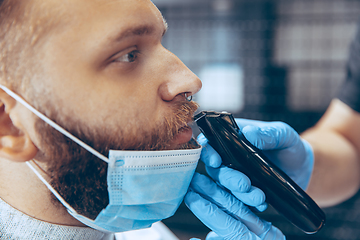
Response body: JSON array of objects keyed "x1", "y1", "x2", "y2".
[
  {"x1": 185, "y1": 173, "x2": 285, "y2": 240},
  {"x1": 235, "y1": 119, "x2": 314, "y2": 190},
  {"x1": 186, "y1": 119, "x2": 314, "y2": 239},
  {"x1": 196, "y1": 137, "x2": 268, "y2": 212},
  {"x1": 196, "y1": 119, "x2": 314, "y2": 190}
]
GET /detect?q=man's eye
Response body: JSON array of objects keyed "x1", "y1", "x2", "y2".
[{"x1": 114, "y1": 50, "x2": 140, "y2": 63}]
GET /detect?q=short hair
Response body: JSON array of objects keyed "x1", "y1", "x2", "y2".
[{"x1": 0, "y1": 0, "x2": 61, "y2": 98}]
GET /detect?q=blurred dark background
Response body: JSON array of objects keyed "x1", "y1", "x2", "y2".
[{"x1": 151, "y1": 0, "x2": 360, "y2": 239}]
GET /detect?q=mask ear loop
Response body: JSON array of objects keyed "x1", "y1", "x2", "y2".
[
  {"x1": 0, "y1": 85, "x2": 112, "y2": 224},
  {"x1": 25, "y1": 160, "x2": 77, "y2": 213},
  {"x1": 25, "y1": 159, "x2": 101, "y2": 226},
  {"x1": 0, "y1": 85, "x2": 109, "y2": 163}
]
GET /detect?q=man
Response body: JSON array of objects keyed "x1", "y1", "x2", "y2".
[
  {"x1": 0, "y1": 0, "x2": 275, "y2": 239},
  {"x1": 187, "y1": 18, "x2": 360, "y2": 240},
  {"x1": 0, "y1": 0, "x2": 324, "y2": 239},
  {"x1": 0, "y1": 0, "x2": 206, "y2": 239}
]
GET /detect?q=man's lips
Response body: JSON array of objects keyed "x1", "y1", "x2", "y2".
[{"x1": 169, "y1": 126, "x2": 193, "y2": 147}]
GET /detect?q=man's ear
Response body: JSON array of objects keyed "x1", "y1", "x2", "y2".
[{"x1": 0, "y1": 90, "x2": 38, "y2": 162}]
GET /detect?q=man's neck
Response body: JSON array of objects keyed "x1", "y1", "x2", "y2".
[
  {"x1": 0, "y1": 195, "x2": 107, "y2": 239},
  {"x1": 0, "y1": 158, "x2": 85, "y2": 227}
]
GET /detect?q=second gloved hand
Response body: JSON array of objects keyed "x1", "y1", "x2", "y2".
[
  {"x1": 185, "y1": 173, "x2": 285, "y2": 240},
  {"x1": 235, "y1": 119, "x2": 314, "y2": 190},
  {"x1": 197, "y1": 119, "x2": 314, "y2": 190}
]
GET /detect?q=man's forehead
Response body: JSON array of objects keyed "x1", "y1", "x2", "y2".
[
  {"x1": 38, "y1": 0, "x2": 167, "y2": 36},
  {"x1": 41, "y1": 0, "x2": 163, "y2": 19}
]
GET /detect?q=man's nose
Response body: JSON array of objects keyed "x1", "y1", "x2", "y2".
[{"x1": 158, "y1": 49, "x2": 202, "y2": 102}]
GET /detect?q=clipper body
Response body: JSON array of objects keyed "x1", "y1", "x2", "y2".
[{"x1": 194, "y1": 111, "x2": 325, "y2": 234}]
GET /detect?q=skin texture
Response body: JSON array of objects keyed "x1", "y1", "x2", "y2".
[
  {"x1": 303, "y1": 99, "x2": 360, "y2": 207},
  {"x1": 0, "y1": 0, "x2": 201, "y2": 227}
]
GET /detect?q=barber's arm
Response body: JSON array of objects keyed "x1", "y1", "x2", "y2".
[
  {"x1": 302, "y1": 99, "x2": 360, "y2": 207},
  {"x1": 304, "y1": 18, "x2": 360, "y2": 207}
]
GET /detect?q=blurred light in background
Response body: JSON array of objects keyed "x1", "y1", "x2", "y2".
[
  {"x1": 197, "y1": 63, "x2": 244, "y2": 112},
  {"x1": 212, "y1": 0, "x2": 232, "y2": 13}
]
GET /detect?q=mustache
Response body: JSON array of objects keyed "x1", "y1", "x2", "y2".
[
  {"x1": 170, "y1": 100, "x2": 199, "y2": 130},
  {"x1": 163, "y1": 100, "x2": 199, "y2": 145},
  {"x1": 124, "y1": 100, "x2": 199, "y2": 151}
]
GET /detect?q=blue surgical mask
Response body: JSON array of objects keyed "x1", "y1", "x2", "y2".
[{"x1": 0, "y1": 85, "x2": 201, "y2": 233}]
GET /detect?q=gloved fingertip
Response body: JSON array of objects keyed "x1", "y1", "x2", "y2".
[
  {"x1": 242, "y1": 125, "x2": 259, "y2": 132},
  {"x1": 252, "y1": 188, "x2": 266, "y2": 206},
  {"x1": 242, "y1": 125, "x2": 261, "y2": 141},
  {"x1": 184, "y1": 190, "x2": 201, "y2": 208},
  {"x1": 242, "y1": 125, "x2": 276, "y2": 150},
  {"x1": 209, "y1": 153, "x2": 222, "y2": 168},
  {"x1": 190, "y1": 238, "x2": 201, "y2": 240},
  {"x1": 197, "y1": 133, "x2": 208, "y2": 146},
  {"x1": 201, "y1": 144, "x2": 222, "y2": 168},
  {"x1": 256, "y1": 202, "x2": 268, "y2": 212},
  {"x1": 217, "y1": 166, "x2": 251, "y2": 193},
  {"x1": 206, "y1": 231, "x2": 223, "y2": 240}
]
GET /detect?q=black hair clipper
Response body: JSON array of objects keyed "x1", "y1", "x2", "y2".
[{"x1": 194, "y1": 111, "x2": 325, "y2": 234}]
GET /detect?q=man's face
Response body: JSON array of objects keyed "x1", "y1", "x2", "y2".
[
  {"x1": 34, "y1": 0, "x2": 201, "y2": 148},
  {"x1": 26, "y1": 0, "x2": 202, "y2": 219}
]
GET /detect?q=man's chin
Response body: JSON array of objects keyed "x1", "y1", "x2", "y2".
[
  {"x1": 175, "y1": 138, "x2": 201, "y2": 150},
  {"x1": 168, "y1": 126, "x2": 194, "y2": 149}
]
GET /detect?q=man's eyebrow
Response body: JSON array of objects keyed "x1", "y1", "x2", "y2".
[{"x1": 114, "y1": 17, "x2": 168, "y2": 42}]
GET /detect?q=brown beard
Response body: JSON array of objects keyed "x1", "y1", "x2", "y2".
[{"x1": 34, "y1": 100, "x2": 200, "y2": 219}]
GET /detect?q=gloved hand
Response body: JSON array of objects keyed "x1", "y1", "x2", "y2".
[
  {"x1": 185, "y1": 172, "x2": 285, "y2": 240},
  {"x1": 196, "y1": 119, "x2": 314, "y2": 190},
  {"x1": 234, "y1": 119, "x2": 314, "y2": 190},
  {"x1": 186, "y1": 118, "x2": 313, "y2": 239}
]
